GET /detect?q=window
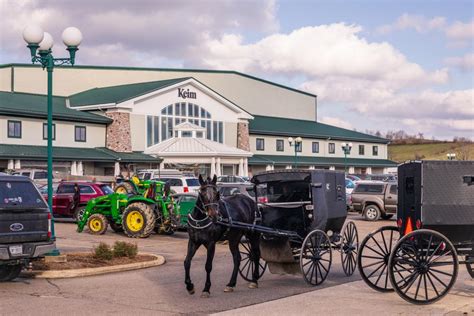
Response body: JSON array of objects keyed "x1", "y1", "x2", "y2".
[
  {"x1": 147, "y1": 116, "x2": 153, "y2": 147},
  {"x1": 373, "y1": 145, "x2": 379, "y2": 156},
  {"x1": 276, "y1": 139, "x2": 284, "y2": 151},
  {"x1": 389, "y1": 185, "x2": 397, "y2": 195},
  {"x1": 256, "y1": 138, "x2": 265, "y2": 151},
  {"x1": 354, "y1": 184, "x2": 384, "y2": 193},
  {"x1": 57, "y1": 184, "x2": 75, "y2": 194},
  {"x1": 79, "y1": 185, "x2": 96, "y2": 194},
  {"x1": 158, "y1": 178, "x2": 183, "y2": 186},
  {"x1": 100, "y1": 185, "x2": 114, "y2": 195},
  {"x1": 74, "y1": 126, "x2": 86, "y2": 142},
  {"x1": 328, "y1": 143, "x2": 335, "y2": 154},
  {"x1": 295, "y1": 141, "x2": 302, "y2": 152},
  {"x1": 312, "y1": 142, "x2": 319, "y2": 153},
  {"x1": 7, "y1": 120, "x2": 21, "y2": 138},
  {"x1": 185, "y1": 179, "x2": 200, "y2": 186},
  {"x1": 33, "y1": 172, "x2": 47, "y2": 180},
  {"x1": 43, "y1": 123, "x2": 56, "y2": 140},
  {"x1": 359, "y1": 145, "x2": 365, "y2": 155}
]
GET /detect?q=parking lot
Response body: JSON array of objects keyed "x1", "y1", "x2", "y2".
[{"x1": 0, "y1": 213, "x2": 470, "y2": 315}]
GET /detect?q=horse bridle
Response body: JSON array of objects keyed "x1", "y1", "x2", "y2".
[{"x1": 187, "y1": 184, "x2": 221, "y2": 230}]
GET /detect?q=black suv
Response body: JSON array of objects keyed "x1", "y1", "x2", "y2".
[{"x1": 0, "y1": 175, "x2": 55, "y2": 281}]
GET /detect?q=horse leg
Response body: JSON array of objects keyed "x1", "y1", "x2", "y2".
[
  {"x1": 224, "y1": 231, "x2": 243, "y2": 292},
  {"x1": 201, "y1": 241, "x2": 216, "y2": 298},
  {"x1": 184, "y1": 239, "x2": 200, "y2": 295},
  {"x1": 248, "y1": 233, "x2": 261, "y2": 289}
]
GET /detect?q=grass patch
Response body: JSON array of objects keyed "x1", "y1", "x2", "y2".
[{"x1": 389, "y1": 142, "x2": 474, "y2": 163}]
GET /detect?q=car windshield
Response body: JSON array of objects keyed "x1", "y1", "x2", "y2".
[
  {"x1": 0, "y1": 180, "x2": 47, "y2": 208},
  {"x1": 186, "y1": 178, "x2": 200, "y2": 187},
  {"x1": 345, "y1": 179, "x2": 355, "y2": 188},
  {"x1": 100, "y1": 185, "x2": 114, "y2": 195}
]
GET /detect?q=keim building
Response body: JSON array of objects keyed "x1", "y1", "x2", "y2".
[{"x1": 0, "y1": 64, "x2": 396, "y2": 177}]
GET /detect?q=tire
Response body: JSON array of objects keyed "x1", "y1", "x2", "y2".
[
  {"x1": 300, "y1": 229, "x2": 332, "y2": 286},
  {"x1": 122, "y1": 203, "x2": 156, "y2": 238},
  {"x1": 110, "y1": 221, "x2": 124, "y2": 233},
  {"x1": 0, "y1": 264, "x2": 22, "y2": 282},
  {"x1": 388, "y1": 229, "x2": 458, "y2": 304},
  {"x1": 357, "y1": 226, "x2": 399, "y2": 292},
  {"x1": 340, "y1": 221, "x2": 359, "y2": 276},
  {"x1": 238, "y1": 237, "x2": 267, "y2": 282},
  {"x1": 87, "y1": 214, "x2": 108, "y2": 235},
  {"x1": 466, "y1": 256, "x2": 474, "y2": 278},
  {"x1": 115, "y1": 182, "x2": 135, "y2": 195},
  {"x1": 74, "y1": 206, "x2": 86, "y2": 222},
  {"x1": 363, "y1": 204, "x2": 381, "y2": 221},
  {"x1": 381, "y1": 214, "x2": 394, "y2": 220}
]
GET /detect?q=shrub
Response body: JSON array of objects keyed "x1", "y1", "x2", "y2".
[
  {"x1": 93, "y1": 242, "x2": 113, "y2": 260},
  {"x1": 112, "y1": 241, "x2": 138, "y2": 259}
]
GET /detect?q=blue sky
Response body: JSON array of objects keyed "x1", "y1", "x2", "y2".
[{"x1": 0, "y1": 0, "x2": 472, "y2": 140}]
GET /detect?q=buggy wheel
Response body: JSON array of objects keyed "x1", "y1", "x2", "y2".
[
  {"x1": 300, "y1": 230, "x2": 332, "y2": 286},
  {"x1": 340, "y1": 221, "x2": 359, "y2": 276},
  {"x1": 87, "y1": 214, "x2": 108, "y2": 235},
  {"x1": 122, "y1": 203, "x2": 156, "y2": 238},
  {"x1": 358, "y1": 226, "x2": 398, "y2": 292},
  {"x1": 466, "y1": 256, "x2": 474, "y2": 278},
  {"x1": 238, "y1": 238, "x2": 267, "y2": 282},
  {"x1": 388, "y1": 229, "x2": 458, "y2": 305}
]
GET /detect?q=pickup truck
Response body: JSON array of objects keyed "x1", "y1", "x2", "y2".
[
  {"x1": 0, "y1": 175, "x2": 55, "y2": 281},
  {"x1": 351, "y1": 181, "x2": 398, "y2": 221}
]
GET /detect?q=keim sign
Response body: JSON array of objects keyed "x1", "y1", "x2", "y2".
[{"x1": 178, "y1": 88, "x2": 197, "y2": 99}]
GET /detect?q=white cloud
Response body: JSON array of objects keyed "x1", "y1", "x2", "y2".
[
  {"x1": 445, "y1": 20, "x2": 474, "y2": 41},
  {"x1": 319, "y1": 116, "x2": 353, "y2": 130},
  {"x1": 375, "y1": 14, "x2": 446, "y2": 34},
  {"x1": 445, "y1": 53, "x2": 474, "y2": 71}
]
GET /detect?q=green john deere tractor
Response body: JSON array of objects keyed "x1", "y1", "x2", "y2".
[
  {"x1": 77, "y1": 181, "x2": 178, "y2": 238},
  {"x1": 114, "y1": 175, "x2": 154, "y2": 195}
]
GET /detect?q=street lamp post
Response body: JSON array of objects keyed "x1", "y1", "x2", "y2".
[
  {"x1": 447, "y1": 153, "x2": 456, "y2": 160},
  {"x1": 288, "y1": 137, "x2": 302, "y2": 169},
  {"x1": 22, "y1": 25, "x2": 82, "y2": 244},
  {"x1": 341, "y1": 142, "x2": 353, "y2": 174}
]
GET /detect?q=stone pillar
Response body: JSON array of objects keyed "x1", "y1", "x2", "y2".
[
  {"x1": 7, "y1": 159, "x2": 14, "y2": 170},
  {"x1": 383, "y1": 168, "x2": 388, "y2": 174},
  {"x1": 238, "y1": 158, "x2": 244, "y2": 176},
  {"x1": 71, "y1": 161, "x2": 77, "y2": 176},
  {"x1": 160, "y1": 161, "x2": 165, "y2": 169},
  {"x1": 216, "y1": 157, "x2": 222, "y2": 176},
  {"x1": 77, "y1": 161, "x2": 83, "y2": 176},
  {"x1": 105, "y1": 112, "x2": 132, "y2": 152},
  {"x1": 210, "y1": 157, "x2": 216, "y2": 176},
  {"x1": 114, "y1": 162, "x2": 121, "y2": 176},
  {"x1": 329, "y1": 166, "x2": 335, "y2": 171},
  {"x1": 286, "y1": 165, "x2": 292, "y2": 169},
  {"x1": 266, "y1": 164, "x2": 272, "y2": 171},
  {"x1": 348, "y1": 166, "x2": 355, "y2": 174},
  {"x1": 244, "y1": 158, "x2": 249, "y2": 176},
  {"x1": 14, "y1": 160, "x2": 21, "y2": 169},
  {"x1": 366, "y1": 167, "x2": 372, "y2": 174},
  {"x1": 309, "y1": 166, "x2": 315, "y2": 170},
  {"x1": 237, "y1": 121, "x2": 250, "y2": 151}
]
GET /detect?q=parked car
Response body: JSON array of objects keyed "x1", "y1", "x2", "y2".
[
  {"x1": 217, "y1": 183, "x2": 256, "y2": 198},
  {"x1": 364, "y1": 174, "x2": 397, "y2": 182},
  {"x1": 11, "y1": 169, "x2": 53, "y2": 184},
  {"x1": 345, "y1": 178, "x2": 356, "y2": 211},
  {"x1": 346, "y1": 174, "x2": 361, "y2": 182},
  {"x1": 38, "y1": 181, "x2": 113, "y2": 220},
  {"x1": 351, "y1": 181, "x2": 398, "y2": 221},
  {"x1": 217, "y1": 175, "x2": 248, "y2": 183},
  {"x1": 153, "y1": 176, "x2": 200, "y2": 193},
  {"x1": 137, "y1": 169, "x2": 182, "y2": 180},
  {"x1": 0, "y1": 175, "x2": 55, "y2": 281}
]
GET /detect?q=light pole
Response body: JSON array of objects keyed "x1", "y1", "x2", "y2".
[
  {"x1": 22, "y1": 25, "x2": 82, "y2": 244},
  {"x1": 447, "y1": 153, "x2": 456, "y2": 160},
  {"x1": 341, "y1": 142, "x2": 353, "y2": 174},
  {"x1": 288, "y1": 137, "x2": 302, "y2": 169}
]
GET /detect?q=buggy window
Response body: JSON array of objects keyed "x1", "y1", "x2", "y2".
[
  {"x1": 354, "y1": 184, "x2": 384, "y2": 193},
  {"x1": 0, "y1": 181, "x2": 47, "y2": 208},
  {"x1": 265, "y1": 181, "x2": 310, "y2": 203}
]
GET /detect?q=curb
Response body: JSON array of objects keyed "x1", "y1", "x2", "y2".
[{"x1": 24, "y1": 253, "x2": 166, "y2": 279}]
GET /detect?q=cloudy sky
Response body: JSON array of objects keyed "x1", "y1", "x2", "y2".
[{"x1": 0, "y1": 0, "x2": 472, "y2": 140}]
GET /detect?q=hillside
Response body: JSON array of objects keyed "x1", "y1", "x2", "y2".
[{"x1": 388, "y1": 142, "x2": 474, "y2": 163}]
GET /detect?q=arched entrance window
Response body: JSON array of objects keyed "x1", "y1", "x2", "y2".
[{"x1": 146, "y1": 102, "x2": 223, "y2": 147}]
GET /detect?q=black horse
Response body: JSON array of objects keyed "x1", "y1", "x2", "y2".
[{"x1": 184, "y1": 175, "x2": 261, "y2": 298}]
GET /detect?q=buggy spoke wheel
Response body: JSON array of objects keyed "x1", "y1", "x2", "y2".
[
  {"x1": 340, "y1": 221, "x2": 359, "y2": 276},
  {"x1": 357, "y1": 226, "x2": 398, "y2": 292},
  {"x1": 388, "y1": 229, "x2": 458, "y2": 305},
  {"x1": 238, "y1": 238, "x2": 267, "y2": 282},
  {"x1": 300, "y1": 230, "x2": 332, "y2": 286},
  {"x1": 466, "y1": 256, "x2": 474, "y2": 278}
]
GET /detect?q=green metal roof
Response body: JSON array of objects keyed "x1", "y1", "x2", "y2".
[
  {"x1": 250, "y1": 115, "x2": 389, "y2": 144},
  {"x1": 249, "y1": 154, "x2": 397, "y2": 167},
  {"x1": 0, "y1": 92, "x2": 112, "y2": 124},
  {"x1": 68, "y1": 77, "x2": 190, "y2": 107},
  {"x1": 1, "y1": 63, "x2": 317, "y2": 98},
  {"x1": 0, "y1": 144, "x2": 161, "y2": 163}
]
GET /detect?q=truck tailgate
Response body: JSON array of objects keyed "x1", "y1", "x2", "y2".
[{"x1": 0, "y1": 210, "x2": 49, "y2": 244}]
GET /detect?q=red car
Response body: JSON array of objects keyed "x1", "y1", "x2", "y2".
[{"x1": 39, "y1": 182, "x2": 113, "y2": 220}]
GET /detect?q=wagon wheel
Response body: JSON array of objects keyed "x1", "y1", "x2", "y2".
[
  {"x1": 357, "y1": 226, "x2": 399, "y2": 292},
  {"x1": 300, "y1": 229, "x2": 332, "y2": 286},
  {"x1": 340, "y1": 221, "x2": 359, "y2": 276},
  {"x1": 238, "y1": 238, "x2": 267, "y2": 282},
  {"x1": 466, "y1": 256, "x2": 474, "y2": 278},
  {"x1": 388, "y1": 229, "x2": 458, "y2": 305}
]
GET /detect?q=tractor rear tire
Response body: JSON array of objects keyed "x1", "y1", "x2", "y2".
[
  {"x1": 115, "y1": 182, "x2": 135, "y2": 195},
  {"x1": 122, "y1": 203, "x2": 156, "y2": 238},
  {"x1": 87, "y1": 214, "x2": 108, "y2": 235}
]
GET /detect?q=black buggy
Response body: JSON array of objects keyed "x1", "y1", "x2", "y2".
[
  {"x1": 358, "y1": 161, "x2": 474, "y2": 304},
  {"x1": 233, "y1": 170, "x2": 359, "y2": 285}
]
